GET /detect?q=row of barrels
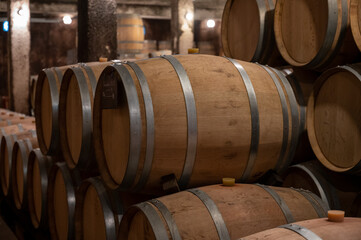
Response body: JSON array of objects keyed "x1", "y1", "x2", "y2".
[
  {"x1": 221, "y1": 0, "x2": 361, "y2": 70},
  {"x1": 35, "y1": 54, "x2": 361, "y2": 193},
  {"x1": 1, "y1": 126, "x2": 361, "y2": 240},
  {"x1": 35, "y1": 54, "x2": 313, "y2": 193}
]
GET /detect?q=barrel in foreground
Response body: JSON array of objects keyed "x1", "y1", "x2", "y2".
[
  {"x1": 119, "y1": 183, "x2": 328, "y2": 240},
  {"x1": 93, "y1": 54, "x2": 303, "y2": 193},
  {"x1": 240, "y1": 217, "x2": 361, "y2": 240}
]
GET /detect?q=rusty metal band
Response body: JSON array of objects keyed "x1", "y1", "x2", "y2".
[
  {"x1": 269, "y1": 67, "x2": 300, "y2": 172},
  {"x1": 279, "y1": 224, "x2": 322, "y2": 240},
  {"x1": 226, "y1": 57, "x2": 259, "y2": 182},
  {"x1": 113, "y1": 64, "x2": 142, "y2": 189},
  {"x1": 292, "y1": 188, "x2": 328, "y2": 218},
  {"x1": 188, "y1": 188, "x2": 231, "y2": 240},
  {"x1": 126, "y1": 62, "x2": 155, "y2": 192},
  {"x1": 149, "y1": 199, "x2": 182, "y2": 240},
  {"x1": 260, "y1": 65, "x2": 289, "y2": 172},
  {"x1": 161, "y1": 55, "x2": 198, "y2": 190},
  {"x1": 256, "y1": 184, "x2": 295, "y2": 223},
  {"x1": 136, "y1": 202, "x2": 169, "y2": 239}
]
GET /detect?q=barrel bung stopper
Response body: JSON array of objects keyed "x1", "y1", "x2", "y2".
[
  {"x1": 222, "y1": 178, "x2": 235, "y2": 186},
  {"x1": 188, "y1": 48, "x2": 199, "y2": 54},
  {"x1": 99, "y1": 57, "x2": 108, "y2": 62},
  {"x1": 328, "y1": 210, "x2": 344, "y2": 222}
]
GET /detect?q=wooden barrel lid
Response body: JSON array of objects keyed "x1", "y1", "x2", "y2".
[
  {"x1": 307, "y1": 66, "x2": 361, "y2": 172},
  {"x1": 40, "y1": 75, "x2": 53, "y2": 149},
  {"x1": 274, "y1": 0, "x2": 328, "y2": 66},
  {"x1": 65, "y1": 74, "x2": 83, "y2": 165},
  {"x1": 82, "y1": 184, "x2": 107, "y2": 240},
  {"x1": 14, "y1": 145, "x2": 25, "y2": 208},
  {"x1": 222, "y1": 0, "x2": 261, "y2": 61},
  {"x1": 32, "y1": 155, "x2": 43, "y2": 227},
  {"x1": 53, "y1": 168, "x2": 70, "y2": 240}
]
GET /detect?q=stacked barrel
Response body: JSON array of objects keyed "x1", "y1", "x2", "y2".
[{"x1": 0, "y1": 0, "x2": 360, "y2": 239}]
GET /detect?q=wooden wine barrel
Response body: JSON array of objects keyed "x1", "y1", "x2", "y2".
[
  {"x1": 350, "y1": 0, "x2": 361, "y2": 52},
  {"x1": 274, "y1": 0, "x2": 359, "y2": 70},
  {"x1": 93, "y1": 54, "x2": 302, "y2": 193},
  {"x1": 141, "y1": 40, "x2": 157, "y2": 54},
  {"x1": 48, "y1": 162, "x2": 81, "y2": 240},
  {"x1": 240, "y1": 217, "x2": 361, "y2": 240},
  {"x1": 10, "y1": 137, "x2": 39, "y2": 210},
  {"x1": 59, "y1": 62, "x2": 111, "y2": 172},
  {"x1": 0, "y1": 126, "x2": 36, "y2": 196},
  {"x1": 282, "y1": 161, "x2": 361, "y2": 217},
  {"x1": 222, "y1": 0, "x2": 283, "y2": 65},
  {"x1": 35, "y1": 65, "x2": 76, "y2": 155},
  {"x1": 30, "y1": 75, "x2": 38, "y2": 112},
  {"x1": 149, "y1": 50, "x2": 172, "y2": 58},
  {"x1": 27, "y1": 149, "x2": 54, "y2": 229},
  {"x1": 307, "y1": 64, "x2": 361, "y2": 174},
  {"x1": 280, "y1": 68, "x2": 319, "y2": 163},
  {"x1": 158, "y1": 41, "x2": 171, "y2": 50},
  {"x1": 117, "y1": 14, "x2": 144, "y2": 56},
  {"x1": 198, "y1": 41, "x2": 216, "y2": 55},
  {"x1": 0, "y1": 111, "x2": 26, "y2": 121},
  {"x1": 119, "y1": 184, "x2": 328, "y2": 240},
  {"x1": 75, "y1": 177, "x2": 151, "y2": 240},
  {"x1": 0, "y1": 116, "x2": 35, "y2": 128}
]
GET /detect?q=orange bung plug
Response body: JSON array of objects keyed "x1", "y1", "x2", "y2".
[
  {"x1": 328, "y1": 210, "x2": 345, "y2": 222},
  {"x1": 99, "y1": 57, "x2": 108, "y2": 62},
  {"x1": 188, "y1": 48, "x2": 199, "y2": 54},
  {"x1": 222, "y1": 178, "x2": 235, "y2": 186}
]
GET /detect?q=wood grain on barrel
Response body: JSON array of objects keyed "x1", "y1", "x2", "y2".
[{"x1": 240, "y1": 218, "x2": 361, "y2": 239}]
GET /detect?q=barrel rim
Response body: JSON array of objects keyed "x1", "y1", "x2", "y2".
[
  {"x1": 27, "y1": 148, "x2": 52, "y2": 229},
  {"x1": 93, "y1": 64, "x2": 142, "y2": 190},
  {"x1": 221, "y1": 0, "x2": 268, "y2": 61},
  {"x1": 307, "y1": 65, "x2": 361, "y2": 173},
  {"x1": 350, "y1": 0, "x2": 361, "y2": 52},
  {"x1": 75, "y1": 177, "x2": 119, "y2": 240},
  {"x1": 274, "y1": 0, "x2": 340, "y2": 68},
  {"x1": 0, "y1": 134, "x2": 13, "y2": 196},
  {"x1": 35, "y1": 69, "x2": 60, "y2": 155},
  {"x1": 59, "y1": 66, "x2": 95, "y2": 170},
  {"x1": 47, "y1": 162, "x2": 79, "y2": 240},
  {"x1": 11, "y1": 140, "x2": 28, "y2": 210}
]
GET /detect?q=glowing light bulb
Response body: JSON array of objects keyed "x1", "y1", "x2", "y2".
[
  {"x1": 207, "y1": 19, "x2": 215, "y2": 28},
  {"x1": 63, "y1": 15, "x2": 72, "y2": 25},
  {"x1": 186, "y1": 12, "x2": 193, "y2": 21},
  {"x1": 3, "y1": 21, "x2": 9, "y2": 32}
]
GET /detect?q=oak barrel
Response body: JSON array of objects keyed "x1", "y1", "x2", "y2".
[
  {"x1": 93, "y1": 54, "x2": 302, "y2": 193},
  {"x1": 0, "y1": 126, "x2": 36, "y2": 196},
  {"x1": 119, "y1": 184, "x2": 328, "y2": 240},
  {"x1": 141, "y1": 40, "x2": 157, "y2": 54},
  {"x1": 282, "y1": 161, "x2": 361, "y2": 217},
  {"x1": 222, "y1": 0, "x2": 283, "y2": 65},
  {"x1": 307, "y1": 64, "x2": 361, "y2": 174},
  {"x1": 158, "y1": 40, "x2": 171, "y2": 50},
  {"x1": 59, "y1": 61, "x2": 111, "y2": 171},
  {"x1": 35, "y1": 65, "x2": 76, "y2": 155},
  {"x1": 240, "y1": 218, "x2": 361, "y2": 240},
  {"x1": 274, "y1": 0, "x2": 359, "y2": 70},
  {"x1": 27, "y1": 149, "x2": 54, "y2": 228},
  {"x1": 350, "y1": 0, "x2": 361, "y2": 52},
  {"x1": 48, "y1": 162, "x2": 81, "y2": 240},
  {"x1": 10, "y1": 137, "x2": 39, "y2": 210},
  {"x1": 117, "y1": 14, "x2": 144, "y2": 57},
  {"x1": 75, "y1": 177, "x2": 151, "y2": 240},
  {"x1": 280, "y1": 68, "x2": 319, "y2": 162}
]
